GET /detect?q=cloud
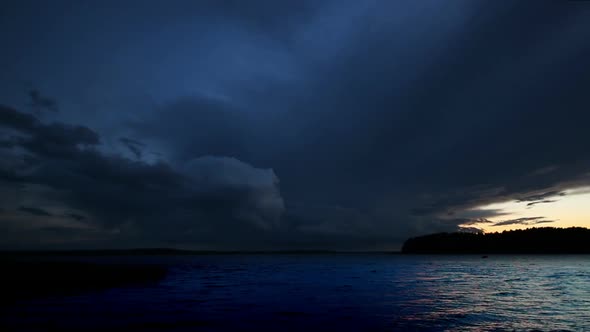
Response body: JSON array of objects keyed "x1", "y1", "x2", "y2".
[
  {"x1": 119, "y1": 137, "x2": 145, "y2": 159},
  {"x1": 182, "y1": 156, "x2": 285, "y2": 230},
  {"x1": 128, "y1": 97, "x2": 252, "y2": 162},
  {"x1": 0, "y1": 104, "x2": 100, "y2": 159},
  {"x1": 64, "y1": 213, "x2": 85, "y2": 221},
  {"x1": 458, "y1": 226, "x2": 485, "y2": 234},
  {"x1": 450, "y1": 208, "x2": 511, "y2": 220},
  {"x1": 18, "y1": 206, "x2": 53, "y2": 217},
  {"x1": 491, "y1": 217, "x2": 556, "y2": 227},
  {"x1": 459, "y1": 218, "x2": 494, "y2": 226},
  {"x1": 28, "y1": 89, "x2": 59, "y2": 113},
  {"x1": 0, "y1": 106, "x2": 285, "y2": 248},
  {"x1": 514, "y1": 191, "x2": 566, "y2": 209},
  {"x1": 532, "y1": 220, "x2": 555, "y2": 225},
  {"x1": 517, "y1": 191, "x2": 566, "y2": 203},
  {"x1": 2, "y1": 1, "x2": 590, "y2": 249},
  {"x1": 526, "y1": 200, "x2": 557, "y2": 207}
]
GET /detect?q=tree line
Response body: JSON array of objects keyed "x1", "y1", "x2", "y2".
[{"x1": 401, "y1": 227, "x2": 590, "y2": 254}]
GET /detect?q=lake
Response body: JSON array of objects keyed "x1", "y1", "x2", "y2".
[{"x1": 1, "y1": 254, "x2": 589, "y2": 331}]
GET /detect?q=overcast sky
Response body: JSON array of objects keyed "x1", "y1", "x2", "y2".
[{"x1": 2, "y1": 0, "x2": 590, "y2": 250}]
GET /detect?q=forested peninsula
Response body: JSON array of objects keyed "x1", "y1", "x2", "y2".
[{"x1": 401, "y1": 227, "x2": 590, "y2": 254}]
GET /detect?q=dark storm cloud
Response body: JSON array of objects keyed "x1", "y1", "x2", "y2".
[
  {"x1": 119, "y1": 137, "x2": 145, "y2": 159},
  {"x1": 129, "y1": 97, "x2": 251, "y2": 162},
  {"x1": 2, "y1": 0, "x2": 590, "y2": 249},
  {"x1": 18, "y1": 206, "x2": 53, "y2": 217},
  {"x1": 105, "y1": 0, "x2": 590, "y2": 247},
  {"x1": 64, "y1": 213, "x2": 85, "y2": 221},
  {"x1": 28, "y1": 89, "x2": 58, "y2": 113},
  {"x1": 0, "y1": 104, "x2": 100, "y2": 159},
  {"x1": 0, "y1": 104, "x2": 38, "y2": 131},
  {"x1": 0, "y1": 106, "x2": 284, "y2": 248},
  {"x1": 168, "y1": 0, "x2": 590, "y2": 227}
]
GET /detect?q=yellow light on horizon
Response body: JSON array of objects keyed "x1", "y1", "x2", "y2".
[{"x1": 462, "y1": 187, "x2": 590, "y2": 232}]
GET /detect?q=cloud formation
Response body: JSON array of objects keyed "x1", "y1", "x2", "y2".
[
  {"x1": 0, "y1": 105, "x2": 285, "y2": 249},
  {"x1": 28, "y1": 89, "x2": 59, "y2": 113},
  {"x1": 491, "y1": 217, "x2": 556, "y2": 227},
  {"x1": 18, "y1": 206, "x2": 53, "y2": 217},
  {"x1": 1, "y1": 1, "x2": 590, "y2": 249},
  {"x1": 517, "y1": 191, "x2": 566, "y2": 203}
]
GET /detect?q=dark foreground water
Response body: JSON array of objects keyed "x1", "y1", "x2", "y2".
[{"x1": 1, "y1": 255, "x2": 589, "y2": 331}]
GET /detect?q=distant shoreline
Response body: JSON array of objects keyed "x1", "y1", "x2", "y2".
[
  {"x1": 4, "y1": 227, "x2": 590, "y2": 256},
  {"x1": 401, "y1": 227, "x2": 590, "y2": 254},
  {"x1": 0, "y1": 249, "x2": 401, "y2": 256}
]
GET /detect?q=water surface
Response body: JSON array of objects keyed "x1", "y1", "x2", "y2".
[{"x1": 2, "y1": 254, "x2": 589, "y2": 331}]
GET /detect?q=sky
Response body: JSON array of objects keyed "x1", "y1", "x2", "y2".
[{"x1": 1, "y1": 0, "x2": 590, "y2": 250}]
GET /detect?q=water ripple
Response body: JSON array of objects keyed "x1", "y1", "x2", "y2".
[{"x1": 1, "y1": 255, "x2": 589, "y2": 331}]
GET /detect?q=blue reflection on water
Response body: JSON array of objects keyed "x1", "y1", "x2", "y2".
[{"x1": 2, "y1": 254, "x2": 589, "y2": 331}]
